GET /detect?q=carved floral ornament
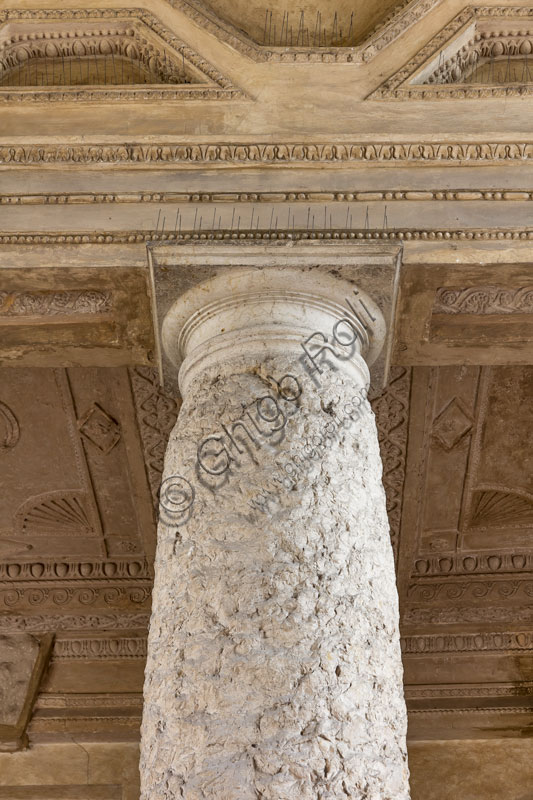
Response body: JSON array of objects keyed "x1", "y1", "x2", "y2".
[
  {"x1": 0, "y1": 9, "x2": 243, "y2": 102},
  {"x1": 0, "y1": 290, "x2": 111, "y2": 316},
  {"x1": 434, "y1": 286, "x2": 533, "y2": 314},
  {"x1": 3, "y1": 141, "x2": 533, "y2": 166}
]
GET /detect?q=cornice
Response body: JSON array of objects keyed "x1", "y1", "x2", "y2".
[{"x1": 4, "y1": 141, "x2": 533, "y2": 166}]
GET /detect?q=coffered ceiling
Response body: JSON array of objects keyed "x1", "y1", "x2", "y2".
[
  {"x1": 1, "y1": 358, "x2": 533, "y2": 749},
  {"x1": 191, "y1": 0, "x2": 402, "y2": 46}
]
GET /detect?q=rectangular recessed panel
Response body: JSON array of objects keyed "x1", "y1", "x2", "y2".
[{"x1": 0, "y1": 787, "x2": 121, "y2": 800}]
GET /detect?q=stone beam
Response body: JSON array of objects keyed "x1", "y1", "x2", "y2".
[
  {"x1": 0, "y1": 252, "x2": 154, "y2": 368},
  {"x1": 0, "y1": 633, "x2": 53, "y2": 752}
]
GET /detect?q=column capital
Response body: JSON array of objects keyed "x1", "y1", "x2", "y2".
[
  {"x1": 148, "y1": 240, "x2": 401, "y2": 396},
  {"x1": 162, "y1": 267, "x2": 385, "y2": 395}
]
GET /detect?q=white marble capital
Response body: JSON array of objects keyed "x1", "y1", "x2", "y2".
[{"x1": 162, "y1": 268, "x2": 385, "y2": 395}]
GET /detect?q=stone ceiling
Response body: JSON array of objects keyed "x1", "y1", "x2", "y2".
[
  {"x1": 2, "y1": 359, "x2": 533, "y2": 750},
  {"x1": 1, "y1": 0, "x2": 533, "y2": 795},
  {"x1": 193, "y1": 0, "x2": 402, "y2": 46}
]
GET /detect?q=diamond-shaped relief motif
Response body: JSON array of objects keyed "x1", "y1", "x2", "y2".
[
  {"x1": 78, "y1": 404, "x2": 121, "y2": 454},
  {"x1": 432, "y1": 397, "x2": 473, "y2": 451}
]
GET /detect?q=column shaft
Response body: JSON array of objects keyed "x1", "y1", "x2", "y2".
[{"x1": 141, "y1": 270, "x2": 409, "y2": 799}]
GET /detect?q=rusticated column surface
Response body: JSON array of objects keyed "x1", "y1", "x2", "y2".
[{"x1": 141, "y1": 268, "x2": 410, "y2": 800}]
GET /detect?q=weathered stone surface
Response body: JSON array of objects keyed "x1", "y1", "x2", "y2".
[
  {"x1": 0, "y1": 634, "x2": 40, "y2": 727},
  {"x1": 141, "y1": 269, "x2": 409, "y2": 799}
]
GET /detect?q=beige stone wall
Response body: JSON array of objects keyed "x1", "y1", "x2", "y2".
[
  {"x1": 409, "y1": 740, "x2": 533, "y2": 800},
  {"x1": 3, "y1": 739, "x2": 533, "y2": 799},
  {"x1": 0, "y1": 742, "x2": 140, "y2": 800}
]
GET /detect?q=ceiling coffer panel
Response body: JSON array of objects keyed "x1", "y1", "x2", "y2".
[{"x1": 0, "y1": 8, "x2": 245, "y2": 101}]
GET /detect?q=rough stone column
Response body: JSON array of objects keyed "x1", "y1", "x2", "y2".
[{"x1": 141, "y1": 268, "x2": 410, "y2": 800}]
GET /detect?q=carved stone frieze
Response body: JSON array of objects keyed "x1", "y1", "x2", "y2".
[
  {"x1": 0, "y1": 585, "x2": 151, "y2": 612},
  {"x1": 404, "y1": 603, "x2": 533, "y2": 624},
  {"x1": 402, "y1": 630, "x2": 533, "y2": 654},
  {"x1": 0, "y1": 559, "x2": 150, "y2": 582},
  {"x1": 0, "y1": 613, "x2": 150, "y2": 632},
  {"x1": 52, "y1": 636, "x2": 147, "y2": 661},
  {"x1": 434, "y1": 286, "x2": 533, "y2": 315},
  {"x1": 36, "y1": 693, "x2": 143, "y2": 708},
  {"x1": 409, "y1": 706, "x2": 533, "y2": 715},
  {"x1": 4, "y1": 141, "x2": 533, "y2": 167},
  {"x1": 0, "y1": 367, "x2": 155, "y2": 620},
  {"x1": 0, "y1": 290, "x2": 111, "y2": 316},
  {"x1": 407, "y1": 578, "x2": 533, "y2": 604},
  {"x1": 413, "y1": 551, "x2": 533, "y2": 577}
]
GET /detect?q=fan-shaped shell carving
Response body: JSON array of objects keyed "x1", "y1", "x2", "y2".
[
  {"x1": 0, "y1": 401, "x2": 20, "y2": 449},
  {"x1": 15, "y1": 491, "x2": 96, "y2": 536},
  {"x1": 469, "y1": 489, "x2": 533, "y2": 528}
]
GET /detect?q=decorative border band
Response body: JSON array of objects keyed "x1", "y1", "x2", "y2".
[
  {"x1": 408, "y1": 706, "x2": 533, "y2": 714},
  {"x1": 53, "y1": 636, "x2": 147, "y2": 660},
  {"x1": 0, "y1": 559, "x2": 150, "y2": 581},
  {"x1": 0, "y1": 613, "x2": 151, "y2": 631},
  {"x1": 2, "y1": 142, "x2": 533, "y2": 166},
  {"x1": 2, "y1": 228, "x2": 533, "y2": 245},
  {"x1": 3, "y1": 189, "x2": 533, "y2": 205},
  {"x1": 406, "y1": 683, "x2": 533, "y2": 699},
  {"x1": 402, "y1": 630, "x2": 533, "y2": 654}
]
